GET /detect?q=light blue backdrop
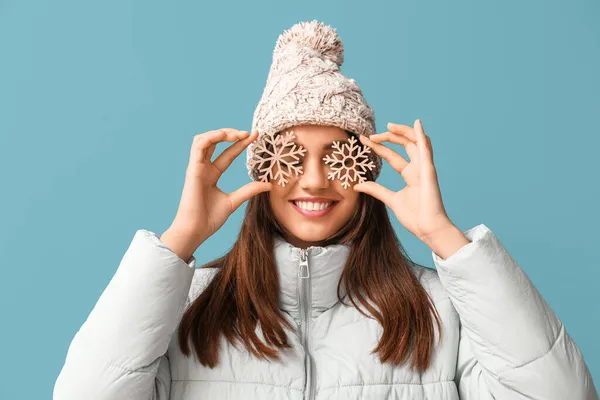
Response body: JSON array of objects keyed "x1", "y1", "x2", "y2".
[{"x1": 1, "y1": 0, "x2": 598, "y2": 398}]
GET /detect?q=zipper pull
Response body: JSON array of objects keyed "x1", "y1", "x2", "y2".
[{"x1": 298, "y1": 249, "x2": 310, "y2": 278}]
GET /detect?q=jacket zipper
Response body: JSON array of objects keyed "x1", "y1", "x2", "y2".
[{"x1": 298, "y1": 248, "x2": 315, "y2": 400}]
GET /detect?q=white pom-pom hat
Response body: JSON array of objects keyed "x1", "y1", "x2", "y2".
[{"x1": 247, "y1": 20, "x2": 382, "y2": 181}]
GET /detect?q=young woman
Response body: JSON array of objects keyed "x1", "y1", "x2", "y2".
[{"x1": 54, "y1": 21, "x2": 598, "y2": 400}]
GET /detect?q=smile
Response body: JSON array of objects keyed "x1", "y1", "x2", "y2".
[{"x1": 289, "y1": 200, "x2": 338, "y2": 217}]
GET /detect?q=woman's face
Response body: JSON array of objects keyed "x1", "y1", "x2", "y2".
[{"x1": 268, "y1": 125, "x2": 360, "y2": 248}]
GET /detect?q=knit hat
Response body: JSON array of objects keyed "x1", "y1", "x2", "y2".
[{"x1": 247, "y1": 20, "x2": 382, "y2": 182}]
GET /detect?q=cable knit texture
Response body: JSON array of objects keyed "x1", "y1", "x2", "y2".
[{"x1": 248, "y1": 20, "x2": 383, "y2": 181}]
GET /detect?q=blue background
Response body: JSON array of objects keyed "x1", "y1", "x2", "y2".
[{"x1": 1, "y1": 0, "x2": 598, "y2": 398}]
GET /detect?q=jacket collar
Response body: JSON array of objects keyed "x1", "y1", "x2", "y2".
[{"x1": 273, "y1": 234, "x2": 352, "y2": 321}]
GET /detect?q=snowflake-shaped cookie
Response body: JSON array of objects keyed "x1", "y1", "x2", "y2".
[
  {"x1": 322, "y1": 136, "x2": 376, "y2": 189},
  {"x1": 248, "y1": 130, "x2": 307, "y2": 187}
]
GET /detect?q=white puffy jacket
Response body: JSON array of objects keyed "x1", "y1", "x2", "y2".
[{"x1": 54, "y1": 223, "x2": 599, "y2": 399}]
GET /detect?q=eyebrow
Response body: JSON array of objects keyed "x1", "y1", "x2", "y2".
[
  {"x1": 293, "y1": 140, "x2": 347, "y2": 151},
  {"x1": 323, "y1": 139, "x2": 351, "y2": 149}
]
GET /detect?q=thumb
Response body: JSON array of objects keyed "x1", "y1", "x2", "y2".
[
  {"x1": 353, "y1": 181, "x2": 394, "y2": 206},
  {"x1": 229, "y1": 181, "x2": 273, "y2": 211}
]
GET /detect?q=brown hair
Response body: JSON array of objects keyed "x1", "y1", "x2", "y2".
[{"x1": 178, "y1": 131, "x2": 443, "y2": 373}]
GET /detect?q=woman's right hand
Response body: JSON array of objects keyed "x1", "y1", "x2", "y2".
[{"x1": 160, "y1": 128, "x2": 273, "y2": 258}]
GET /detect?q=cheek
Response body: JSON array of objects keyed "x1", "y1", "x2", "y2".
[
  {"x1": 269, "y1": 187, "x2": 292, "y2": 213},
  {"x1": 341, "y1": 191, "x2": 360, "y2": 211},
  {"x1": 337, "y1": 188, "x2": 361, "y2": 216}
]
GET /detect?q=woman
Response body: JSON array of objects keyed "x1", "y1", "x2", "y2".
[{"x1": 54, "y1": 20, "x2": 598, "y2": 400}]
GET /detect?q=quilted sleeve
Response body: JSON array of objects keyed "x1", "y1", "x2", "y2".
[
  {"x1": 432, "y1": 223, "x2": 599, "y2": 400},
  {"x1": 53, "y1": 229, "x2": 197, "y2": 400}
]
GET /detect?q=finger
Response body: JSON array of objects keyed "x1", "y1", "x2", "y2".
[
  {"x1": 352, "y1": 181, "x2": 395, "y2": 206},
  {"x1": 212, "y1": 130, "x2": 256, "y2": 173},
  {"x1": 194, "y1": 130, "x2": 229, "y2": 163},
  {"x1": 359, "y1": 135, "x2": 409, "y2": 173},
  {"x1": 386, "y1": 122, "x2": 418, "y2": 143},
  {"x1": 414, "y1": 119, "x2": 434, "y2": 170},
  {"x1": 206, "y1": 129, "x2": 251, "y2": 163},
  {"x1": 228, "y1": 181, "x2": 274, "y2": 211},
  {"x1": 205, "y1": 129, "x2": 250, "y2": 161},
  {"x1": 193, "y1": 128, "x2": 245, "y2": 145},
  {"x1": 367, "y1": 131, "x2": 418, "y2": 161},
  {"x1": 195, "y1": 129, "x2": 248, "y2": 163},
  {"x1": 369, "y1": 131, "x2": 412, "y2": 146}
]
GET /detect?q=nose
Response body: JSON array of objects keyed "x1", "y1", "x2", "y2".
[{"x1": 298, "y1": 154, "x2": 330, "y2": 190}]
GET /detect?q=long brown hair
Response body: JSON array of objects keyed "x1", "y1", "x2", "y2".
[{"x1": 178, "y1": 131, "x2": 443, "y2": 373}]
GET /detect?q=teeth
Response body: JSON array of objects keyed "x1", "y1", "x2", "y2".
[{"x1": 293, "y1": 201, "x2": 333, "y2": 211}]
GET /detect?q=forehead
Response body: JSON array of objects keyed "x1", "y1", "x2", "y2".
[{"x1": 281, "y1": 125, "x2": 350, "y2": 149}]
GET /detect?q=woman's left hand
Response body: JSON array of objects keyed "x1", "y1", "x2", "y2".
[{"x1": 353, "y1": 119, "x2": 455, "y2": 243}]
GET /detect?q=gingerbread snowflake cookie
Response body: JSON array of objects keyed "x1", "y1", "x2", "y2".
[
  {"x1": 248, "y1": 130, "x2": 307, "y2": 187},
  {"x1": 322, "y1": 136, "x2": 376, "y2": 189}
]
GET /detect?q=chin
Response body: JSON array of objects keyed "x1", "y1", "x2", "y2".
[
  {"x1": 286, "y1": 223, "x2": 339, "y2": 244},
  {"x1": 291, "y1": 231, "x2": 328, "y2": 243}
]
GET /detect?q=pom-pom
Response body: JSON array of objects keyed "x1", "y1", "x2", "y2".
[{"x1": 273, "y1": 19, "x2": 344, "y2": 67}]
